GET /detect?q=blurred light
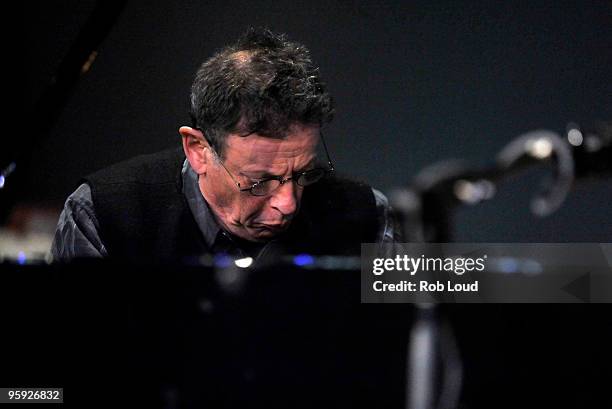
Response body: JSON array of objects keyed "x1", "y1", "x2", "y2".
[
  {"x1": 213, "y1": 253, "x2": 232, "y2": 268},
  {"x1": 454, "y1": 180, "x2": 479, "y2": 204},
  {"x1": 0, "y1": 162, "x2": 16, "y2": 189},
  {"x1": 454, "y1": 179, "x2": 496, "y2": 205},
  {"x1": 522, "y1": 259, "x2": 543, "y2": 276},
  {"x1": 491, "y1": 257, "x2": 543, "y2": 275},
  {"x1": 81, "y1": 51, "x2": 98, "y2": 74},
  {"x1": 294, "y1": 254, "x2": 314, "y2": 266},
  {"x1": 17, "y1": 252, "x2": 27, "y2": 265},
  {"x1": 498, "y1": 257, "x2": 519, "y2": 273},
  {"x1": 567, "y1": 129, "x2": 583, "y2": 146},
  {"x1": 234, "y1": 257, "x2": 253, "y2": 268},
  {"x1": 526, "y1": 137, "x2": 553, "y2": 159}
]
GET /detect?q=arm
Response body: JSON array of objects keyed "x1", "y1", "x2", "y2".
[{"x1": 50, "y1": 183, "x2": 108, "y2": 261}]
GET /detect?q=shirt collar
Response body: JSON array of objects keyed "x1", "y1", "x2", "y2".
[{"x1": 181, "y1": 159, "x2": 221, "y2": 248}]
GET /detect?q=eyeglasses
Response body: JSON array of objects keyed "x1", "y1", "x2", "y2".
[{"x1": 201, "y1": 130, "x2": 335, "y2": 197}]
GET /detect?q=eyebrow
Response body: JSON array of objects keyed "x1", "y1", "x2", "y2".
[{"x1": 240, "y1": 160, "x2": 317, "y2": 180}]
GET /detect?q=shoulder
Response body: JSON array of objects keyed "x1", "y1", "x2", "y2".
[
  {"x1": 85, "y1": 147, "x2": 185, "y2": 186},
  {"x1": 372, "y1": 187, "x2": 389, "y2": 210},
  {"x1": 51, "y1": 183, "x2": 107, "y2": 260},
  {"x1": 64, "y1": 183, "x2": 95, "y2": 216},
  {"x1": 80, "y1": 148, "x2": 189, "y2": 243}
]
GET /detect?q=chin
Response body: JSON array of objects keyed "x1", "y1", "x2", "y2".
[
  {"x1": 248, "y1": 229, "x2": 278, "y2": 241},
  {"x1": 244, "y1": 225, "x2": 288, "y2": 242}
]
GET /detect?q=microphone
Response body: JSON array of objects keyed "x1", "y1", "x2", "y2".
[{"x1": 389, "y1": 120, "x2": 612, "y2": 241}]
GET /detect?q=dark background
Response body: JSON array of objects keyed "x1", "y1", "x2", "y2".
[{"x1": 10, "y1": 0, "x2": 612, "y2": 241}]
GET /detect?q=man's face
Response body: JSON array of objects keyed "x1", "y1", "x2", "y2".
[{"x1": 199, "y1": 124, "x2": 319, "y2": 242}]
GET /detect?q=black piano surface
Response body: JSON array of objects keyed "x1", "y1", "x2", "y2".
[{"x1": 0, "y1": 260, "x2": 610, "y2": 408}]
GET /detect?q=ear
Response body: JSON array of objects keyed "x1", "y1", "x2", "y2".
[{"x1": 180, "y1": 126, "x2": 210, "y2": 175}]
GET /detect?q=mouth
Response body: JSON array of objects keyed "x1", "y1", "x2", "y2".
[{"x1": 249, "y1": 222, "x2": 290, "y2": 233}]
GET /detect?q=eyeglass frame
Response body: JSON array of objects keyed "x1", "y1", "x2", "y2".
[{"x1": 195, "y1": 127, "x2": 335, "y2": 197}]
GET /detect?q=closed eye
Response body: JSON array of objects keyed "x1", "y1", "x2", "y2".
[{"x1": 243, "y1": 160, "x2": 316, "y2": 182}]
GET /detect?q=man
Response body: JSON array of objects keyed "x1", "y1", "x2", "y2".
[{"x1": 51, "y1": 28, "x2": 398, "y2": 263}]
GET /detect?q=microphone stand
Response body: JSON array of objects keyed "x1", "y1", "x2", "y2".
[{"x1": 392, "y1": 121, "x2": 611, "y2": 409}]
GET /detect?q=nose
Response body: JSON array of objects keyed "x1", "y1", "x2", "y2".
[{"x1": 269, "y1": 179, "x2": 299, "y2": 217}]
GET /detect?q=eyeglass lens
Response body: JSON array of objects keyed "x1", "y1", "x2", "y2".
[{"x1": 250, "y1": 169, "x2": 327, "y2": 196}]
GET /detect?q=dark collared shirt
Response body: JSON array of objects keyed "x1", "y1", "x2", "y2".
[{"x1": 50, "y1": 161, "x2": 398, "y2": 261}]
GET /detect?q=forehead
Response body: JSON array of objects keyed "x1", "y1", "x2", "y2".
[{"x1": 224, "y1": 125, "x2": 320, "y2": 167}]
